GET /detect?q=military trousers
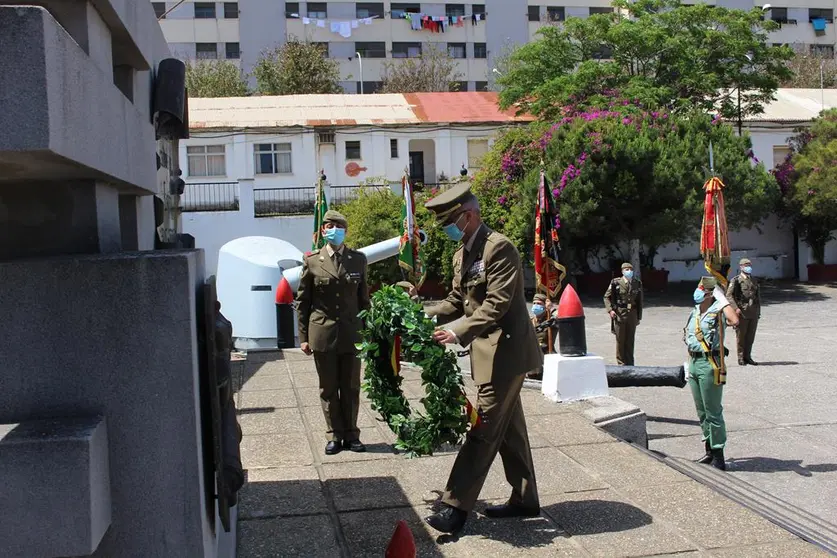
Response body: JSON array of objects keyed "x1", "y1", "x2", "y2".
[
  {"x1": 612, "y1": 310, "x2": 638, "y2": 366},
  {"x1": 688, "y1": 356, "x2": 727, "y2": 449},
  {"x1": 442, "y1": 373, "x2": 539, "y2": 513},
  {"x1": 313, "y1": 351, "x2": 361, "y2": 442},
  {"x1": 736, "y1": 317, "x2": 758, "y2": 362}
]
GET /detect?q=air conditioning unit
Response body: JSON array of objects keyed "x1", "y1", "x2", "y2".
[{"x1": 317, "y1": 131, "x2": 335, "y2": 144}]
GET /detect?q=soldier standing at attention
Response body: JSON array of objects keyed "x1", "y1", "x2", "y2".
[
  {"x1": 603, "y1": 262, "x2": 643, "y2": 366},
  {"x1": 726, "y1": 258, "x2": 761, "y2": 366},
  {"x1": 423, "y1": 184, "x2": 542, "y2": 534},
  {"x1": 528, "y1": 293, "x2": 556, "y2": 380},
  {"x1": 684, "y1": 277, "x2": 739, "y2": 471},
  {"x1": 297, "y1": 210, "x2": 370, "y2": 455}
]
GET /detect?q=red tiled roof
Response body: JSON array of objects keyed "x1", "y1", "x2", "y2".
[{"x1": 404, "y1": 92, "x2": 533, "y2": 124}]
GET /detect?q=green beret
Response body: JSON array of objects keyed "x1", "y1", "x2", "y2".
[
  {"x1": 699, "y1": 276, "x2": 717, "y2": 290},
  {"x1": 621, "y1": 262, "x2": 633, "y2": 270},
  {"x1": 533, "y1": 293, "x2": 547, "y2": 303},
  {"x1": 324, "y1": 209, "x2": 347, "y2": 228},
  {"x1": 424, "y1": 183, "x2": 476, "y2": 222},
  {"x1": 739, "y1": 257, "x2": 751, "y2": 266}
]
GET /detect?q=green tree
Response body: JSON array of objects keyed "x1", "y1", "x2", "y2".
[
  {"x1": 781, "y1": 45, "x2": 837, "y2": 88},
  {"x1": 185, "y1": 60, "x2": 249, "y2": 98},
  {"x1": 498, "y1": 0, "x2": 792, "y2": 121},
  {"x1": 380, "y1": 44, "x2": 464, "y2": 93},
  {"x1": 253, "y1": 40, "x2": 342, "y2": 95}
]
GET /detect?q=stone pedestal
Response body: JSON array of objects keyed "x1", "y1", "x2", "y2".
[{"x1": 541, "y1": 353, "x2": 609, "y2": 402}]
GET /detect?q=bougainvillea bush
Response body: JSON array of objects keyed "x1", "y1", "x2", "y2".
[{"x1": 472, "y1": 99, "x2": 779, "y2": 271}]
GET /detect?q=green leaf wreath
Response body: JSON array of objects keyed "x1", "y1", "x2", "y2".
[{"x1": 357, "y1": 285, "x2": 470, "y2": 458}]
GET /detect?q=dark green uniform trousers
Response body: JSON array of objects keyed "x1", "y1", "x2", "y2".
[
  {"x1": 736, "y1": 317, "x2": 758, "y2": 362},
  {"x1": 314, "y1": 351, "x2": 361, "y2": 442},
  {"x1": 689, "y1": 356, "x2": 727, "y2": 449},
  {"x1": 613, "y1": 311, "x2": 638, "y2": 366}
]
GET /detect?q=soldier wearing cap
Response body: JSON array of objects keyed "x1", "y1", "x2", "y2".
[
  {"x1": 529, "y1": 293, "x2": 557, "y2": 380},
  {"x1": 726, "y1": 257, "x2": 761, "y2": 366},
  {"x1": 297, "y1": 209, "x2": 370, "y2": 455},
  {"x1": 395, "y1": 280, "x2": 420, "y2": 303},
  {"x1": 422, "y1": 183, "x2": 542, "y2": 534},
  {"x1": 603, "y1": 262, "x2": 644, "y2": 366},
  {"x1": 684, "y1": 276, "x2": 739, "y2": 471}
]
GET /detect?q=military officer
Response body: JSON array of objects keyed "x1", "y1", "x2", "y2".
[
  {"x1": 423, "y1": 184, "x2": 542, "y2": 534},
  {"x1": 603, "y1": 262, "x2": 643, "y2": 366},
  {"x1": 297, "y1": 210, "x2": 370, "y2": 455},
  {"x1": 528, "y1": 293, "x2": 557, "y2": 380},
  {"x1": 726, "y1": 257, "x2": 761, "y2": 366}
]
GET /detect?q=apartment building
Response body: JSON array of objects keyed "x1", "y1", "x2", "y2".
[{"x1": 154, "y1": 0, "x2": 837, "y2": 93}]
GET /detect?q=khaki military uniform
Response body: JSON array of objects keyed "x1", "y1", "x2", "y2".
[
  {"x1": 297, "y1": 244, "x2": 370, "y2": 442},
  {"x1": 726, "y1": 273, "x2": 760, "y2": 364},
  {"x1": 603, "y1": 276, "x2": 643, "y2": 365},
  {"x1": 428, "y1": 224, "x2": 541, "y2": 512}
]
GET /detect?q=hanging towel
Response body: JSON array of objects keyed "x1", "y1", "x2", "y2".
[
  {"x1": 330, "y1": 21, "x2": 339, "y2": 32},
  {"x1": 302, "y1": 17, "x2": 310, "y2": 24},
  {"x1": 316, "y1": 19, "x2": 325, "y2": 28},
  {"x1": 339, "y1": 21, "x2": 352, "y2": 38},
  {"x1": 812, "y1": 18, "x2": 827, "y2": 32},
  {"x1": 363, "y1": 17, "x2": 373, "y2": 25},
  {"x1": 351, "y1": 19, "x2": 359, "y2": 29}
]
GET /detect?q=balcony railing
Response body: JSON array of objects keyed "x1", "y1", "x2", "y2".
[
  {"x1": 254, "y1": 187, "x2": 316, "y2": 217},
  {"x1": 181, "y1": 182, "x2": 239, "y2": 212}
]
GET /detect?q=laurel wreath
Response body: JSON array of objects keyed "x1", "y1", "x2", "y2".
[{"x1": 357, "y1": 285, "x2": 469, "y2": 458}]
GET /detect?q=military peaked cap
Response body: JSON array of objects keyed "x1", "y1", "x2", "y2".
[
  {"x1": 533, "y1": 293, "x2": 547, "y2": 303},
  {"x1": 424, "y1": 183, "x2": 476, "y2": 221},
  {"x1": 621, "y1": 262, "x2": 633, "y2": 270},
  {"x1": 324, "y1": 209, "x2": 348, "y2": 228},
  {"x1": 739, "y1": 257, "x2": 751, "y2": 266},
  {"x1": 698, "y1": 276, "x2": 717, "y2": 290}
]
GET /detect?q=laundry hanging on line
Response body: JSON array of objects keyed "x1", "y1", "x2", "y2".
[
  {"x1": 403, "y1": 12, "x2": 485, "y2": 33},
  {"x1": 290, "y1": 13, "x2": 377, "y2": 38}
]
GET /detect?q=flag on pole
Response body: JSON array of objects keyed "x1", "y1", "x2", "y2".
[
  {"x1": 699, "y1": 176, "x2": 731, "y2": 290},
  {"x1": 312, "y1": 173, "x2": 329, "y2": 251},
  {"x1": 534, "y1": 169, "x2": 567, "y2": 297},
  {"x1": 398, "y1": 172, "x2": 426, "y2": 287}
]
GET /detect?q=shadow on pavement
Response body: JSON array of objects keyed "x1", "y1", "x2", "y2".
[
  {"x1": 752, "y1": 361, "x2": 800, "y2": 366},
  {"x1": 646, "y1": 415, "x2": 701, "y2": 427},
  {"x1": 761, "y1": 281, "x2": 831, "y2": 304},
  {"x1": 728, "y1": 457, "x2": 837, "y2": 477},
  {"x1": 542, "y1": 499, "x2": 653, "y2": 535}
]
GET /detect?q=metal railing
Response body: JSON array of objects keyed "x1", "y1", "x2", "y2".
[
  {"x1": 181, "y1": 182, "x2": 239, "y2": 212},
  {"x1": 254, "y1": 187, "x2": 316, "y2": 217},
  {"x1": 329, "y1": 184, "x2": 393, "y2": 205}
]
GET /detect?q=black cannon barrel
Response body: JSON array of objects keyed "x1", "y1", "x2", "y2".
[{"x1": 605, "y1": 365, "x2": 686, "y2": 388}]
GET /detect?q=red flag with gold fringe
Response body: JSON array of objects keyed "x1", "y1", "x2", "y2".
[
  {"x1": 700, "y1": 176, "x2": 731, "y2": 290},
  {"x1": 534, "y1": 169, "x2": 567, "y2": 297}
]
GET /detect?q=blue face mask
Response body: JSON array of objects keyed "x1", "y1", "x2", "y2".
[
  {"x1": 623, "y1": 270, "x2": 634, "y2": 279},
  {"x1": 532, "y1": 304, "x2": 545, "y2": 316},
  {"x1": 443, "y1": 214, "x2": 466, "y2": 242},
  {"x1": 324, "y1": 227, "x2": 346, "y2": 246},
  {"x1": 693, "y1": 288, "x2": 706, "y2": 304},
  {"x1": 742, "y1": 266, "x2": 752, "y2": 274}
]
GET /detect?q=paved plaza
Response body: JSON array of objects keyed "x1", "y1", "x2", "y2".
[{"x1": 232, "y1": 295, "x2": 835, "y2": 558}]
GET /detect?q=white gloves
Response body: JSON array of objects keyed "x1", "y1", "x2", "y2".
[{"x1": 713, "y1": 285, "x2": 729, "y2": 307}]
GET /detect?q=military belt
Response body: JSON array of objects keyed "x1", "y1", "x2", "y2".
[{"x1": 689, "y1": 350, "x2": 721, "y2": 359}]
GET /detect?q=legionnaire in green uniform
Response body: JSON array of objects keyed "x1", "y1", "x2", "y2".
[
  {"x1": 297, "y1": 210, "x2": 370, "y2": 455},
  {"x1": 528, "y1": 293, "x2": 557, "y2": 380},
  {"x1": 603, "y1": 262, "x2": 643, "y2": 365},
  {"x1": 684, "y1": 276, "x2": 739, "y2": 471},
  {"x1": 726, "y1": 258, "x2": 761, "y2": 366},
  {"x1": 423, "y1": 184, "x2": 542, "y2": 534}
]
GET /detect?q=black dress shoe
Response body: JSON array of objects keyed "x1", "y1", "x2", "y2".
[
  {"x1": 343, "y1": 439, "x2": 366, "y2": 452},
  {"x1": 738, "y1": 360, "x2": 747, "y2": 366},
  {"x1": 325, "y1": 441, "x2": 342, "y2": 455},
  {"x1": 710, "y1": 448, "x2": 726, "y2": 471},
  {"x1": 696, "y1": 440, "x2": 713, "y2": 464},
  {"x1": 425, "y1": 504, "x2": 467, "y2": 534},
  {"x1": 484, "y1": 503, "x2": 540, "y2": 518},
  {"x1": 745, "y1": 358, "x2": 759, "y2": 366}
]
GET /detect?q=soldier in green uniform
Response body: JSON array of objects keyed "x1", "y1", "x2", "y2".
[
  {"x1": 603, "y1": 262, "x2": 643, "y2": 365},
  {"x1": 297, "y1": 210, "x2": 370, "y2": 455},
  {"x1": 684, "y1": 276, "x2": 739, "y2": 471},
  {"x1": 528, "y1": 293, "x2": 557, "y2": 380},
  {"x1": 726, "y1": 258, "x2": 761, "y2": 366},
  {"x1": 423, "y1": 184, "x2": 542, "y2": 534}
]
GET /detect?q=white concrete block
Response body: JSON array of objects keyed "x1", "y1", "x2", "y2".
[{"x1": 541, "y1": 353, "x2": 609, "y2": 403}]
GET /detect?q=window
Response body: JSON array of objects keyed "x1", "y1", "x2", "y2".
[
  {"x1": 224, "y1": 3, "x2": 238, "y2": 18},
  {"x1": 152, "y1": 2, "x2": 166, "y2": 19},
  {"x1": 390, "y1": 139, "x2": 399, "y2": 158},
  {"x1": 392, "y1": 42, "x2": 422, "y2": 58},
  {"x1": 318, "y1": 130, "x2": 336, "y2": 144},
  {"x1": 345, "y1": 141, "x2": 362, "y2": 160},
  {"x1": 187, "y1": 145, "x2": 226, "y2": 177},
  {"x1": 285, "y1": 2, "x2": 300, "y2": 18},
  {"x1": 811, "y1": 44, "x2": 835, "y2": 57},
  {"x1": 307, "y1": 2, "x2": 327, "y2": 18},
  {"x1": 355, "y1": 41, "x2": 386, "y2": 58},
  {"x1": 255, "y1": 143, "x2": 293, "y2": 174},
  {"x1": 357, "y1": 81, "x2": 383, "y2": 94},
  {"x1": 475, "y1": 81, "x2": 489, "y2": 92},
  {"x1": 770, "y1": 7, "x2": 788, "y2": 23},
  {"x1": 356, "y1": 2, "x2": 384, "y2": 18},
  {"x1": 589, "y1": 7, "x2": 613, "y2": 15},
  {"x1": 772, "y1": 146, "x2": 791, "y2": 168},
  {"x1": 547, "y1": 7, "x2": 565, "y2": 22},
  {"x1": 445, "y1": 4, "x2": 465, "y2": 18},
  {"x1": 474, "y1": 43, "x2": 487, "y2": 58},
  {"x1": 449, "y1": 81, "x2": 467, "y2": 92},
  {"x1": 391, "y1": 3, "x2": 420, "y2": 19},
  {"x1": 194, "y1": 2, "x2": 216, "y2": 18},
  {"x1": 312, "y1": 42, "x2": 329, "y2": 57},
  {"x1": 448, "y1": 43, "x2": 466, "y2": 59},
  {"x1": 473, "y1": 4, "x2": 485, "y2": 18},
  {"x1": 467, "y1": 139, "x2": 489, "y2": 171},
  {"x1": 196, "y1": 43, "x2": 218, "y2": 60},
  {"x1": 225, "y1": 42, "x2": 240, "y2": 59},
  {"x1": 528, "y1": 6, "x2": 540, "y2": 22},
  {"x1": 810, "y1": 8, "x2": 833, "y2": 23}
]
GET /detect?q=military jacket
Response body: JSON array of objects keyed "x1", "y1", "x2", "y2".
[
  {"x1": 296, "y1": 245, "x2": 370, "y2": 353},
  {"x1": 726, "y1": 274, "x2": 760, "y2": 320},
  {"x1": 603, "y1": 277, "x2": 644, "y2": 320},
  {"x1": 532, "y1": 315, "x2": 556, "y2": 352},
  {"x1": 428, "y1": 225, "x2": 542, "y2": 384}
]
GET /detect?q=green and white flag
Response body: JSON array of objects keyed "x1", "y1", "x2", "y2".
[
  {"x1": 312, "y1": 176, "x2": 328, "y2": 251},
  {"x1": 398, "y1": 172, "x2": 426, "y2": 287}
]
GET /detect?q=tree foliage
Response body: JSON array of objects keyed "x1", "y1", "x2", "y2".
[
  {"x1": 472, "y1": 100, "x2": 779, "y2": 272},
  {"x1": 380, "y1": 44, "x2": 464, "y2": 93},
  {"x1": 253, "y1": 40, "x2": 342, "y2": 95},
  {"x1": 185, "y1": 60, "x2": 249, "y2": 98},
  {"x1": 781, "y1": 45, "x2": 837, "y2": 88},
  {"x1": 498, "y1": 0, "x2": 792, "y2": 121}
]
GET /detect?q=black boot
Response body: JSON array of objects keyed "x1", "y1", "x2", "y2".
[
  {"x1": 710, "y1": 448, "x2": 726, "y2": 471},
  {"x1": 425, "y1": 503, "x2": 468, "y2": 534},
  {"x1": 696, "y1": 440, "x2": 712, "y2": 464}
]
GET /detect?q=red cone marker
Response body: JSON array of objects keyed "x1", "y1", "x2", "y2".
[
  {"x1": 275, "y1": 276, "x2": 295, "y2": 349},
  {"x1": 556, "y1": 284, "x2": 587, "y2": 356},
  {"x1": 385, "y1": 520, "x2": 416, "y2": 558}
]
